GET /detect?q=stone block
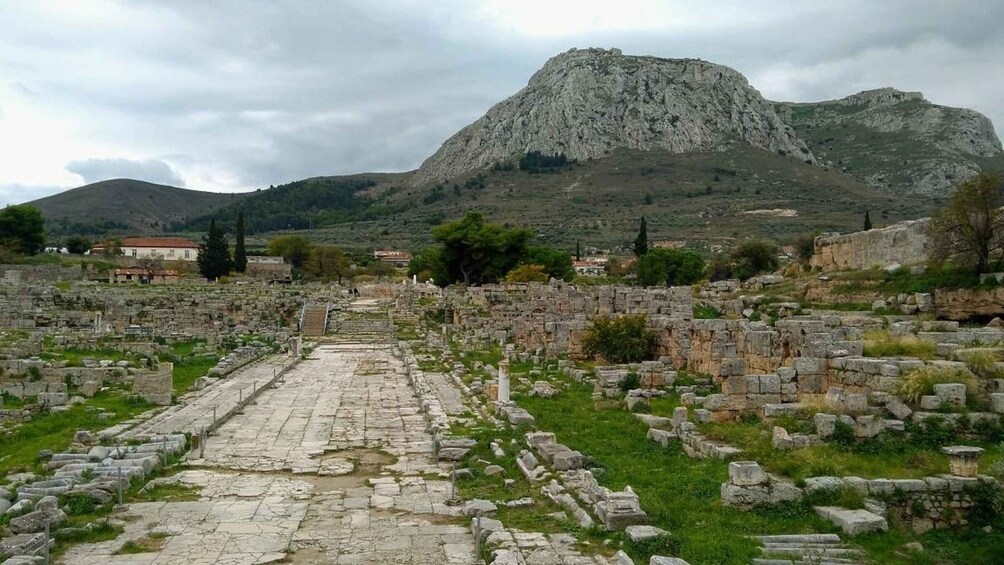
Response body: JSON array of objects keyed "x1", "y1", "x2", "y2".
[
  {"x1": 728, "y1": 461, "x2": 767, "y2": 486},
  {"x1": 625, "y1": 525, "x2": 668, "y2": 543},
  {"x1": 844, "y1": 394, "x2": 868, "y2": 413},
  {"x1": 704, "y1": 394, "x2": 727, "y2": 411},
  {"x1": 796, "y1": 373, "x2": 823, "y2": 393},
  {"x1": 885, "y1": 398, "x2": 913, "y2": 420},
  {"x1": 990, "y1": 393, "x2": 1004, "y2": 414},
  {"x1": 720, "y1": 482, "x2": 768, "y2": 508},
  {"x1": 933, "y1": 383, "x2": 966, "y2": 408},
  {"x1": 920, "y1": 395, "x2": 942, "y2": 411},
  {"x1": 647, "y1": 428, "x2": 676, "y2": 447},
  {"x1": 759, "y1": 374, "x2": 781, "y2": 394},
  {"x1": 814, "y1": 413, "x2": 837, "y2": 437},
  {"x1": 814, "y1": 506, "x2": 888, "y2": 536},
  {"x1": 794, "y1": 357, "x2": 825, "y2": 375},
  {"x1": 551, "y1": 449, "x2": 584, "y2": 471}
]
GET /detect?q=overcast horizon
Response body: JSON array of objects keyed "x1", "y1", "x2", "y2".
[{"x1": 2, "y1": 0, "x2": 1003, "y2": 206}]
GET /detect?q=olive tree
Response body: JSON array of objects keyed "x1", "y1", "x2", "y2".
[{"x1": 928, "y1": 172, "x2": 1004, "y2": 273}]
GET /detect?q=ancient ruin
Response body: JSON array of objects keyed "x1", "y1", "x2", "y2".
[{"x1": 0, "y1": 241, "x2": 1002, "y2": 565}]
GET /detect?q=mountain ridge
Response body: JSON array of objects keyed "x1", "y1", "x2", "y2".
[{"x1": 414, "y1": 47, "x2": 815, "y2": 186}]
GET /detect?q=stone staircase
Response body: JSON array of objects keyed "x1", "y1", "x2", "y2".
[
  {"x1": 331, "y1": 317, "x2": 392, "y2": 343},
  {"x1": 301, "y1": 303, "x2": 330, "y2": 336},
  {"x1": 751, "y1": 533, "x2": 866, "y2": 565}
]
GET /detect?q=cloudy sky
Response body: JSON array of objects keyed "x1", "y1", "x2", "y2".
[{"x1": 2, "y1": 0, "x2": 1002, "y2": 205}]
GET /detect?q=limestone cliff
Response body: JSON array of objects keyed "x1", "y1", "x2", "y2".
[
  {"x1": 414, "y1": 48, "x2": 814, "y2": 186},
  {"x1": 775, "y1": 88, "x2": 1004, "y2": 195}
]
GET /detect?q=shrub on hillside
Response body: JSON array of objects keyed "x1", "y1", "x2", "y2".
[
  {"x1": 637, "y1": 248, "x2": 705, "y2": 286},
  {"x1": 897, "y1": 366, "x2": 976, "y2": 405},
  {"x1": 583, "y1": 315, "x2": 656, "y2": 364},
  {"x1": 506, "y1": 264, "x2": 549, "y2": 283},
  {"x1": 731, "y1": 239, "x2": 780, "y2": 280}
]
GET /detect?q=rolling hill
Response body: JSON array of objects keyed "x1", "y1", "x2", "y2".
[{"x1": 28, "y1": 179, "x2": 244, "y2": 235}]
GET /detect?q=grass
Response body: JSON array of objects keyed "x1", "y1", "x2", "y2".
[
  {"x1": 832, "y1": 265, "x2": 1000, "y2": 295},
  {"x1": 115, "y1": 532, "x2": 169, "y2": 554},
  {"x1": 0, "y1": 390, "x2": 153, "y2": 475},
  {"x1": 169, "y1": 339, "x2": 207, "y2": 357},
  {"x1": 862, "y1": 330, "x2": 937, "y2": 359},
  {"x1": 132, "y1": 482, "x2": 201, "y2": 502},
  {"x1": 51, "y1": 516, "x2": 123, "y2": 559},
  {"x1": 171, "y1": 356, "x2": 218, "y2": 395},
  {"x1": 508, "y1": 373, "x2": 1004, "y2": 564},
  {"x1": 700, "y1": 420, "x2": 956, "y2": 481},
  {"x1": 517, "y1": 382, "x2": 834, "y2": 564}
]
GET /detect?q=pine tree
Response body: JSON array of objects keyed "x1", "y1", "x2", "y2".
[
  {"x1": 234, "y1": 212, "x2": 247, "y2": 273},
  {"x1": 633, "y1": 217, "x2": 648, "y2": 257},
  {"x1": 864, "y1": 211, "x2": 873, "y2": 231},
  {"x1": 575, "y1": 240, "x2": 581, "y2": 261},
  {"x1": 197, "y1": 218, "x2": 232, "y2": 280}
]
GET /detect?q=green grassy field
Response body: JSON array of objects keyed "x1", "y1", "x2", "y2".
[
  {"x1": 500, "y1": 375, "x2": 1004, "y2": 565},
  {"x1": 0, "y1": 390, "x2": 153, "y2": 476}
]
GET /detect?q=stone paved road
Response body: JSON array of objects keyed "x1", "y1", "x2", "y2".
[
  {"x1": 116, "y1": 355, "x2": 295, "y2": 442},
  {"x1": 63, "y1": 300, "x2": 477, "y2": 565}
]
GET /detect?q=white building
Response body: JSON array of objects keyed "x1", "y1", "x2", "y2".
[{"x1": 92, "y1": 237, "x2": 200, "y2": 261}]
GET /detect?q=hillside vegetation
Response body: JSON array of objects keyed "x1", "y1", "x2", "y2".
[
  {"x1": 296, "y1": 144, "x2": 934, "y2": 252},
  {"x1": 29, "y1": 179, "x2": 241, "y2": 235}
]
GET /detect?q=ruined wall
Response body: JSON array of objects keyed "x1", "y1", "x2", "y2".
[
  {"x1": 132, "y1": 362, "x2": 173, "y2": 405},
  {"x1": 445, "y1": 283, "x2": 692, "y2": 358},
  {"x1": 1, "y1": 264, "x2": 83, "y2": 284},
  {"x1": 0, "y1": 284, "x2": 312, "y2": 332},
  {"x1": 808, "y1": 475, "x2": 997, "y2": 533},
  {"x1": 810, "y1": 218, "x2": 929, "y2": 271}
]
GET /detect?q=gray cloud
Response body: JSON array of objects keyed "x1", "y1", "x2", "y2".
[
  {"x1": 0, "y1": 184, "x2": 66, "y2": 205},
  {"x1": 66, "y1": 158, "x2": 186, "y2": 187},
  {"x1": 0, "y1": 0, "x2": 1001, "y2": 202}
]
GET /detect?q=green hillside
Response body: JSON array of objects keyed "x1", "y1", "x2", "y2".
[
  {"x1": 275, "y1": 144, "x2": 934, "y2": 253},
  {"x1": 29, "y1": 179, "x2": 243, "y2": 235}
]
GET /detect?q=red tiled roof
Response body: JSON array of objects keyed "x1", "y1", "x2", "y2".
[{"x1": 94, "y1": 237, "x2": 198, "y2": 250}]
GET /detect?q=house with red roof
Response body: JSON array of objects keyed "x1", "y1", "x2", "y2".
[{"x1": 92, "y1": 237, "x2": 200, "y2": 261}]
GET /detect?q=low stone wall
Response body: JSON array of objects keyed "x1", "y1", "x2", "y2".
[
  {"x1": 806, "y1": 474, "x2": 998, "y2": 533},
  {"x1": 1, "y1": 264, "x2": 83, "y2": 284},
  {"x1": 810, "y1": 218, "x2": 929, "y2": 271}
]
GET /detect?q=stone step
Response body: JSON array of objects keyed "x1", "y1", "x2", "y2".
[
  {"x1": 753, "y1": 559, "x2": 863, "y2": 565},
  {"x1": 760, "y1": 547, "x2": 864, "y2": 558},
  {"x1": 761, "y1": 543, "x2": 855, "y2": 550},
  {"x1": 813, "y1": 506, "x2": 888, "y2": 536},
  {"x1": 755, "y1": 534, "x2": 842, "y2": 544}
]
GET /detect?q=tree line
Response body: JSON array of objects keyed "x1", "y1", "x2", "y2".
[
  {"x1": 407, "y1": 212, "x2": 573, "y2": 286},
  {"x1": 175, "y1": 177, "x2": 380, "y2": 234}
]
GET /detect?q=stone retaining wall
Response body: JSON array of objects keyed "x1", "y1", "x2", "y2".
[
  {"x1": 810, "y1": 218, "x2": 929, "y2": 271},
  {"x1": 806, "y1": 474, "x2": 997, "y2": 532}
]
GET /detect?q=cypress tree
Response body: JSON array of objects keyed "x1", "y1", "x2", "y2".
[
  {"x1": 234, "y1": 212, "x2": 247, "y2": 273},
  {"x1": 864, "y1": 211, "x2": 873, "y2": 231},
  {"x1": 633, "y1": 217, "x2": 649, "y2": 257},
  {"x1": 575, "y1": 240, "x2": 581, "y2": 261},
  {"x1": 197, "y1": 218, "x2": 232, "y2": 280}
]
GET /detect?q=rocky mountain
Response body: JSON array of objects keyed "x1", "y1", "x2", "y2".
[
  {"x1": 28, "y1": 179, "x2": 242, "y2": 235},
  {"x1": 28, "y1": 49, "x2": 1004, "y2": 250},
  {"x1": 774, "y1": 88, "x2": 1004, "y2": 195},
  {"x1": 414, "y1": 48, "x2": 815, "y2": 186}
]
